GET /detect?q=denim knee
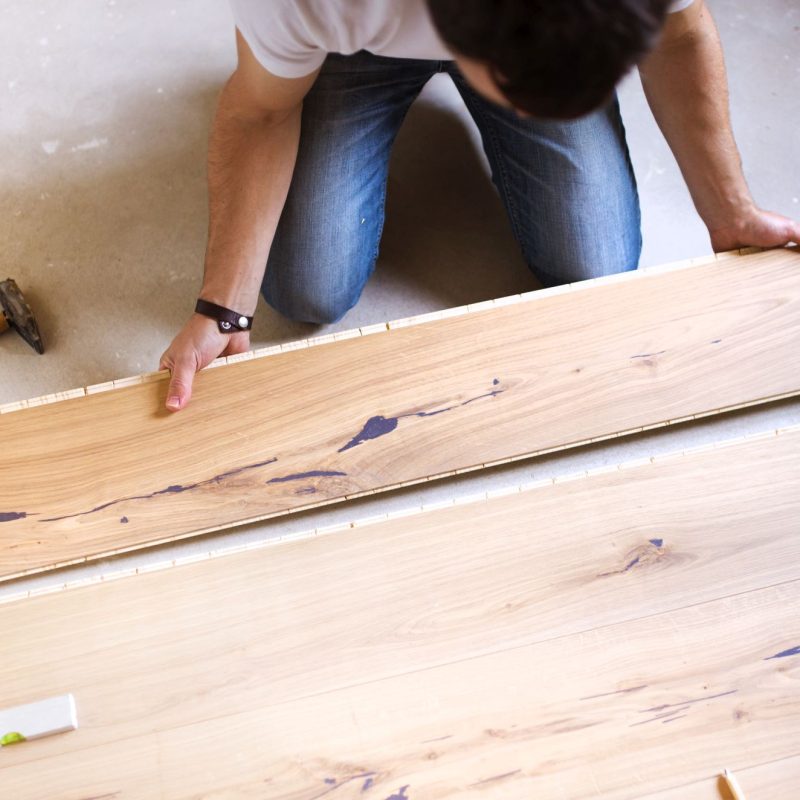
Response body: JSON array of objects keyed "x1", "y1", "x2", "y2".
[
  {"x1": 262, "y1": 243, "x2": 377, "y2": 325},
  {"x1": 530, "y1": 224, "x2": 642, "y2": 288},
  {"x1": 265, "y1": 285, "x2": 359, "y2": 325}
]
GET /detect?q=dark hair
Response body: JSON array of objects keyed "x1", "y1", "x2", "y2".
[{"x1": 427, "y1": 0, "x2": 673, "y2": 119}]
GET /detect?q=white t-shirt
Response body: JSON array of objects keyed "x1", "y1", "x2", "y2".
[{"x1": 231, "y1": 0, "x2": 697, "y2": 79}]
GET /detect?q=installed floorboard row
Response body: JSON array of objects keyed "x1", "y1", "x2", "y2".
[
  {"x1": 3, "y1": 583, "x2": 798, "y2": 799},
  {"x1": 1, "y1": 427, "x2": 798, "y2": 798},
  {"x1": 2, "y1": 248, "x2": 799, "y2": 581}
]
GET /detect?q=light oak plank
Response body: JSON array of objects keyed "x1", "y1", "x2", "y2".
[
  {"x1": 1, "y1": 430, "x2": 798, "y2": 797},
  {"x1": 1, "y1": 249, "x2": 799, "y2": 582},
  {"x1": 0, "y1": 250, "x2": 753, "y2": 417}
]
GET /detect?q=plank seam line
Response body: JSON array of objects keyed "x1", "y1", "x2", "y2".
[
  {"x1": 635, "y1": 752, "x2": 800, "y2": 798},
  {"x1": 0, "y1": 249, "x2": 756, "y2": 415},
  {"x1": 235, "y1": 572, "x2": 800, "y2": 706},
  {"x1": 42, "y1": 575, "x2": 799, "y2": 722},
  {"x1": 2, "y1": 420, "x2": 796, "y2": 605}
]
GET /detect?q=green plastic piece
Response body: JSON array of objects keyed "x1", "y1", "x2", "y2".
[{"x1": 1, "y1": 731, "x2": 27, "y2": 746}]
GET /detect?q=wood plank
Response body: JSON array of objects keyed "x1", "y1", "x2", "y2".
[
  {"x1": 1, "y1": 428, "x2": 799, "y2": 797},
  {"x1": 1, "y1": 248, "x2": 799, "y2": 581}
]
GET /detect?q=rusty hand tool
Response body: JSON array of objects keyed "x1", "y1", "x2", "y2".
[{"x1": 0, "y1": 279, "x2": 44, "y2": 354}]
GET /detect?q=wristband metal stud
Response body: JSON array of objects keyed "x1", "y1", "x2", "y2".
[{"x1": 195, "y1": 299, "x2": 253, "y2": 334}]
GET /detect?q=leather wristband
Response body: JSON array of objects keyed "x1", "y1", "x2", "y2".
[{"x1": 194, "y1": 299, "x2": 253, "y2": 333}]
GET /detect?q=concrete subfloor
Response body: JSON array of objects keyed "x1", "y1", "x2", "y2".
[{"x1": 1, "y1": 0, "x2": 799, "y2": 599}]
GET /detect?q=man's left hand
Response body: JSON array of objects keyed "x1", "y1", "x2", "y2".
[{"x1": 709, "y1": 207, "x2": 800, "y2": 253}]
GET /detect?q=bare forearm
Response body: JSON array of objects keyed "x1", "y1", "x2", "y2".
[
  {"x1": 159, "y1": 32, "x2": 318, "y2": 412},
  {"x1": 640, "y1": 4, "x2": 752, "y2": 230},
  {"x1": 201, "y1": 78, "x2": 302, "y2": 314}
]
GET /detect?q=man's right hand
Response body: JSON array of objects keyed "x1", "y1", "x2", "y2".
[
  {"x1": 159, "y1": 314, "x2": 250, "y2": 412},
  {"x1": 156, "y1": 32, "x2": 317, "y2": 414}
]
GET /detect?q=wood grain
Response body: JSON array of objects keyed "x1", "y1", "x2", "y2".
[
  {"x1": 2, "y1": 248, "x2": 799, "y2": 581},
  {"x1": 1, "y1": 428, "x2": 798, "y2": 798}
]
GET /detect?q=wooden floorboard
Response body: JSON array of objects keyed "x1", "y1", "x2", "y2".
[
  {"x1": 2, "y1": 248, "x2": 800, "y2": 581},
  {"x1": 1, "y1": 428, "x2": 798, "y2": 798}
]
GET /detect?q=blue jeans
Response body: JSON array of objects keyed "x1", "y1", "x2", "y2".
[{"x1": 263, "y1": 52, "x2": 641, "y2": 324}]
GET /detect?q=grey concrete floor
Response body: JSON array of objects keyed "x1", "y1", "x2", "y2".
[{"x1": 1, "y1": 0, "x2": 799, "y2": 599}]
